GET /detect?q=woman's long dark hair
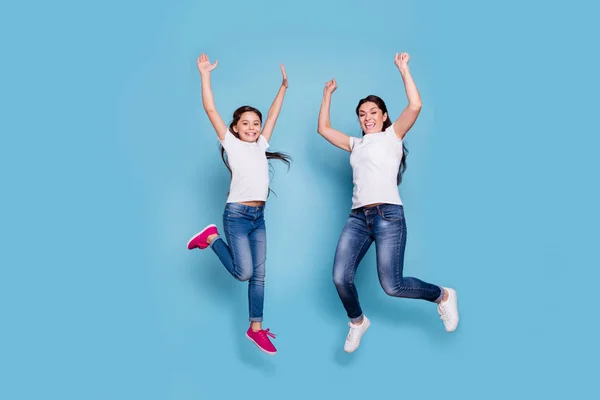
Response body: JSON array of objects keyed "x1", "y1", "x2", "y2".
[
  {"x1": 355, "y1": 95, "x2": 408, "y2": 185},
  {"x1": 220, "y1": 105, "x2": 291, "y2": 195}
]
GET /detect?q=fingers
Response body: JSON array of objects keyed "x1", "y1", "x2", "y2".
[
  {"x1": 324, "y1": 78, "x2": 337, "y2": 93},
  {"x1": 395, "y1": 52, "x2": 411, "y2": 66},
  {"x1": 198, "y1": 53, "x2": 212, "y2": 63}
]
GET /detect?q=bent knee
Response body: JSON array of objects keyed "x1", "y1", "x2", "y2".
[
  {"x1": 381, "y1": 283, "x2": 398, "y2": 296},
  {"x1": 380, "y1": 279, "x2": 405, "y2": 297},
  {"x1": 333, "y1": 271, "x2": 353, "y2": 288},
  {"x1": 238, "y1": 271, "x2": 253, "y2": 282},
  {"x1": 234, "y1": 263, "x2": 253, "y2": 282}
]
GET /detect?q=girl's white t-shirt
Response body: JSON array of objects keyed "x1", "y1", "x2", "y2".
[
  {"x1": 220, "y1": 130, "x2": 270, "y2": 203},
  {"x1": 349, "y1": 125, "x2": 403, "y2": 209}
]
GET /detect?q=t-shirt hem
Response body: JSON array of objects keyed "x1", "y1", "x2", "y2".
[
  {"x1": 351, "y1": 199, "x2": 403, "y2": 209},
  {"x1": 226, "y1": 197, "x2": 268, "y2": 203}
]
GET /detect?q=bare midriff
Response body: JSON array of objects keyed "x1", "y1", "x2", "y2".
[
  {"x1": 363, "y1": 202, "x2": 384, "y2": 208},
  {"x1": 239, "y1": 201, "x2": 266, "y2": 207}
]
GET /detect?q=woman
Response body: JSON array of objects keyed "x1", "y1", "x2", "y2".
[{"x1": 317, "y1": 52, "x2": 459, "y2": 353}]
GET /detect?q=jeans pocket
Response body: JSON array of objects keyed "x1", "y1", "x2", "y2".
[
  {"x1": 378, "y1": 206, "x2": 403, "y2": 222},
  {"x1": 224, "y1": 207, "x2": 246, "y2": 219}
]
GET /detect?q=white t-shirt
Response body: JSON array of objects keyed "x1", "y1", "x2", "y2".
[
  {"x1": 349, "y1": 125, "x2": 403, "y2": 209},
  {"x1": 220, "y1": 130, "x2": 270, "y2": 203}
]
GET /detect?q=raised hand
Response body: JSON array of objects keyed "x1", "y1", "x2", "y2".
[
  {"x1": 197, "y1": 53, "x2": 218, "y2": 74},
  {"x1": 324, "y1": 78, "x2": 337, "y2": 96},
  {"x1": 280, "y1": 64, "x2": 288, "y2": 88},
  {"x1": 394, "y1": 52, "x2": 411, "y2": 70}
]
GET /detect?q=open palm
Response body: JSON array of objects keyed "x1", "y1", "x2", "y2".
[{"x1": 197, "y1": 53, "x2": 218, "y2": 74}]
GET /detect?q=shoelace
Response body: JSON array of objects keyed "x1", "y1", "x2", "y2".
[
  {"x1": 259, "y1": 329, "x2": 276, "y2": 339},
  {"x1": 347, "y1": 323, "x2": 359, "y2": 342},
  {"x1": 438, "y1": 303, "x2": 450, "y2": 321}
]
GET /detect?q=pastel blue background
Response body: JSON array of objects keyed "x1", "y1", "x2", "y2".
[{"x1": 1, "y1": 0, "x2": 598, "y2": 398}]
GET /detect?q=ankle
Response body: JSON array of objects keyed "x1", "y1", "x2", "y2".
[
  {"x1": 250, "y1": 322, "x2": 262, "y2": 332},
  {"x1": 207, "y1": 234, "x2": 218, "y2": 244},
  {"x1": 439, "y1": 288, "x2": 449, "y2": 303}
]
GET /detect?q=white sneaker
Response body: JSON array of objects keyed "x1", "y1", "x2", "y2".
[
  {"x1": 344, "y1": 316, "x2": 370, "y2": 353},
  {"x1": 437, "y1": 287, "x2": 459, "y2": 332}
]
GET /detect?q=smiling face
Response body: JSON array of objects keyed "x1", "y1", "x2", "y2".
[
  {"x1": 357, "y1": 101, "x2": 388, "y2": 134},
  {"x1": 232, "y1": 111, "x2": 262, "y2": 142}
]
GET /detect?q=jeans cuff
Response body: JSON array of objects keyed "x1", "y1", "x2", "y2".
[
  {"x1": 249, "y1": 317, "x2": 263, "y2": 322},
  {"x1": 350, "y1": 314, "x2": 364, "y2": 324},
  {"x1": 209, "y1": 235, "x2": 222, "y2": 248},
  {"x1": 435, "y1": 286, "x2": 445, "y2": 303}
]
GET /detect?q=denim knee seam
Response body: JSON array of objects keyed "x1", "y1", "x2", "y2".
[{"x1": 350, "y1": 236, "x2": 372, "y2": 282}]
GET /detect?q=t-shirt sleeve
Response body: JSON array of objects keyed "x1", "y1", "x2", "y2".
[
  {"x1": 383, "y1": 125, "x2": 404, "y2": 158},
  {"x1": 384, "y1": 124, "x2": 401, "y2": 141},
  {"x1": 349, "y1": 136, "x2": 356, "y2": 151},
  {"x1": 385, "y1": 125, "x2": 404, "y2": 152},
  {"x1": 258, "y1": 134, "x2": 270, "y2": 150},
  {"x1": 219, "y1": 129, "x2": 236, "y2": 150}
]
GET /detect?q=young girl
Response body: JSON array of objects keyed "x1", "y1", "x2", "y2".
[
  {"x1": 187, "y1": 53, "x2": 290, "y2": 355},
  {"x1": 317, "y1": 52, "x2": 459, "y2": 353}
]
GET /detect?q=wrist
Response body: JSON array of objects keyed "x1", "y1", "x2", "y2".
[{"x1": 398, "y1": 66, "x2": 410, "y2": 74}]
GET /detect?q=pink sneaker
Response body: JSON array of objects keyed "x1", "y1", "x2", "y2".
[
  {"x1": 246, "y1": 327, "x2": 277, "y2": 355},
  {"x1": 187, "y1": 224, "x2": 219, "y2": 250}
]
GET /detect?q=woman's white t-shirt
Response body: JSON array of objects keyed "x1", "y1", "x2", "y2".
[
  {"x1": 349, "y1": 125, "x2": 403, "y2": 209},
  {"x1": 220, "y1": 130, "x2": 270, "y2": 203}
]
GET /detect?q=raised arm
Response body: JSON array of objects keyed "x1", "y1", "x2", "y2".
[
  {"x1": 261, "y1": 64, "x2": 288, "y2": 142},
  {"x1": 197, "y1": 53, "x2": 227, "y2": 140},
  {"x1": 317, "y1": 79, "x2": 352, "y2": 152},
  {"x1": 392, "y1": 52, "x2": 422, "y2": 140}
]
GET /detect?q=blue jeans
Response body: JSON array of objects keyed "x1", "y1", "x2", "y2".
[
  {"x1": 210, "y1": 203, "x2": 267, "y2": 322},
  {"x1": 333, "y1": 204, "x2": 443, "y2": 323}
]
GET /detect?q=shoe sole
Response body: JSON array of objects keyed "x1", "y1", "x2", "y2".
[
  {"x1": 187, "y1": 224, "x2": 217, "y2": 249},
  {"x1": 246, "y1": 333, "x2": 277, "y2": 356}
]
